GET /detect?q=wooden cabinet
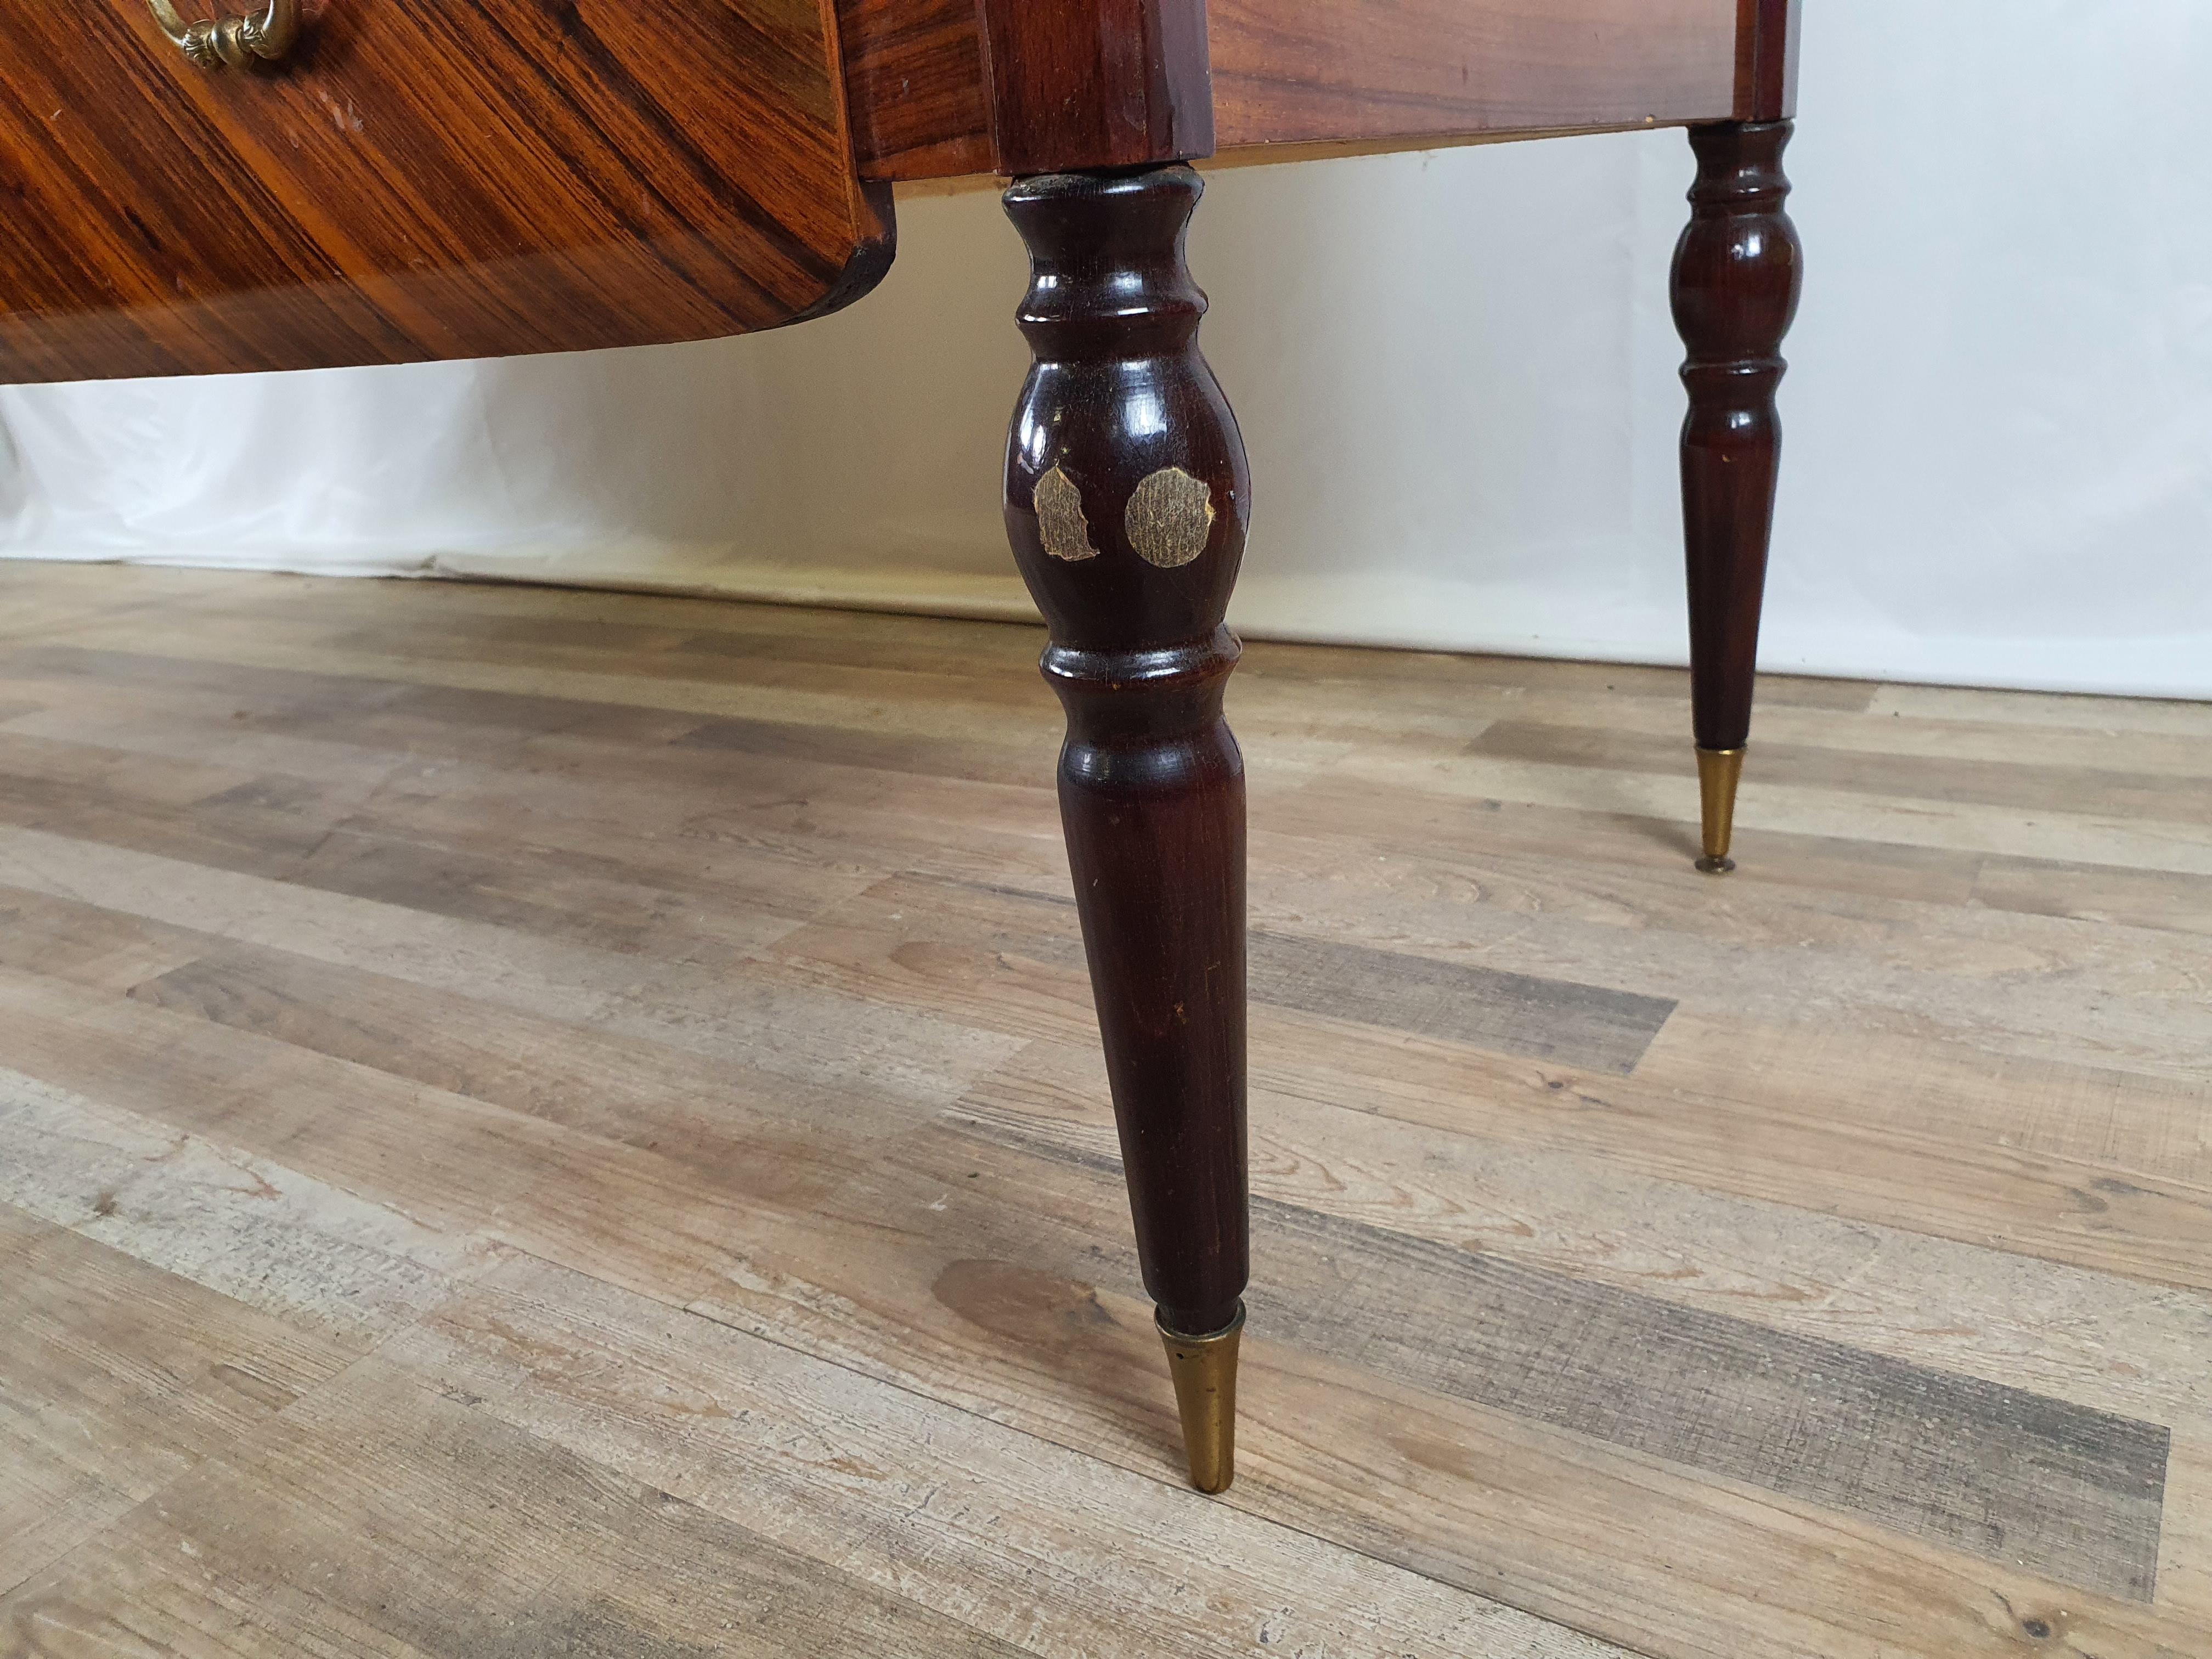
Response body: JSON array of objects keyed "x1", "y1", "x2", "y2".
[{"x1": 0, "y1": 0, "x2": 1806, "y2": 1499}]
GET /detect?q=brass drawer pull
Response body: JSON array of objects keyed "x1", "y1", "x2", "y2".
[{"x1": 148, "y1": 0, "x2": 302, "y2": 69}]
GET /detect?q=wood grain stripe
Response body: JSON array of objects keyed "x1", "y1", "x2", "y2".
[
  {"x1": 1252, "y1": 1197, "x2": 2170, "y2": 1603},
  {"x1": 0, "y1": 1196, "x2": 360, "y2": 1594},
  {"x1": 949, "y1": 878, "x2": 1677, "y2": 1075},
  {"x1": 1207, "y1": 0, "x2": 1740, "y2": 151},
  {"x1": 0, "y1": 0, "x2": 889, "y2": 380},
  {"x1": 982, "y1": 1119, "x2": 2171, "y2": 1601},
  {"x1": 4, "y1": 567, "x2": 2207, "y2": 1657},
  {"x1": 1735, "y1": 0, "x2": 1803, "y2": 121},
  {"x1": 1248, "y1": 929, "x2": 1674, "y2": 1076},
  {"x1": 837, "y1": 0, "x2": 997, "y2": 180}
]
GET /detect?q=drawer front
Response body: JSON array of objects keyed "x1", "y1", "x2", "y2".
[{"x1": 0, "y1": 0, "x2": 890, "y2": 382}]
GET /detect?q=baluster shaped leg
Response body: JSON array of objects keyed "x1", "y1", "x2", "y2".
[
  {"x1": 1001, "y1": 165, "x2": 1250, "y2": 1493},
  {"x1": 1673, "y1": 120, "x2": 1803, "y2": 872}
]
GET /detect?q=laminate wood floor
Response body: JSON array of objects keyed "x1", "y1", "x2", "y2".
[{"x1": 1, "y1": 560, "x2": 2207, "y2": 1658}]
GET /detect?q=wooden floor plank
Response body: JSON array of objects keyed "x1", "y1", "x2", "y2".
[
  {"x1": 2, "y1": 562, "x2": 2207, "y2": 1659},
  {"x1": 1975, "y1": 852, "x2": 2212, "y2": 938},
  {"x1": 963, "y1": 1039, "x2": 2212, "y2": 1437},
  {"x1": 1273, "y1": 1189, "x2": 2170, "y2": 1595},
  {"x1": 0, "y1": 1198, "x2": 362, "y2": 1598},
  {"x1": 0, "y1": 829, "x2": 1024, "y2": 1113},
  {"x1": 1473, "y1": 718, "x2": 2212, "y2": 823},
  {"x1": 1246, "y1": 806, "x2": 2212, "y2": 1011},
  {"x1": 3, "y1": 1359, "x2": 1040, "y2": 1659},
  {"x1": 379, "y1": 1257, "x2": 1630, "y2": 1658},
  {"x1": 19, "y1": 929, "x2": 2201, "y2": 1651},
  {"x1": 0, "y1": 1064, "x2": 501, "y2": 1342},
  {"x1": 979, "y1": 1097, "x2": 2172, "y2": 1596}
]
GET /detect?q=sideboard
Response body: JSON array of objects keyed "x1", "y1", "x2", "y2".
[{"x1": 0, "y1": 0, "x2": 1803, "y2": 1493}]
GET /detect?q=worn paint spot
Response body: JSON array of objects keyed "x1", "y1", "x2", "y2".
[
  {"x1": 1033, "y1": 466, "x2": 1098, "y2": 562},
  {"x1": 208, "y1": 1363, "x2": 299, "y2": 1412},
  {"x1": 933, "y1": 1259, "x2": 1123, "y2": 1356},
  {"x1": 1126, "y1": 467, "x2": 1215, "y2": 568}
]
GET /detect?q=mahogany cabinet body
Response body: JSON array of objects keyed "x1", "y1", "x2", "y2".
[
  {"x1": 2, "y1": 0, "x2": 1804, "y2": 1493},
  {"x1": 1, "y1": 0, "x2": 1796, "y2": 381},
  {"x1": 0, "y1": 0, "x2": 895, "y2": 381}
]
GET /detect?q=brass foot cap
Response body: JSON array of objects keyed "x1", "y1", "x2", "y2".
[
  {"x1": 1159, "y1": 1304, "x2": 1245, "y2": 1494},
  {"x1": 1695, "y1": 747, "x2": 1746, "y2": 871}
]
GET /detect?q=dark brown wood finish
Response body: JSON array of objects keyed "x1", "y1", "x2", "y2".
[
  {"x1": 838, "y1": 0, "x2": 1758, "y2": 180},
  {"x1": 1735, "y1": 0, "x2": 1803, "y2": 121},
  {"x1": 1673, "y1": 121, "x2": 1802, "y2": 755},
  {"x1": 0, "y1": 0, "x2": 891, "y2": 382},
  {"x1": 0, "y1": 0, "x2": 1814, "y2": 1514},
  {"x1": 1000, "y1": 164, "x2": 1250, "y2": 1342},
  {"x1": 838, "y1": 0, "x2": 1212, "y2": 180},
  {"x1": 980, "y1": 0, "x2": 1212, "y2": 176}
]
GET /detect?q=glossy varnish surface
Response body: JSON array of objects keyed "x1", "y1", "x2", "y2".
[
  {"x1": 0, "y1": 0, "x2": 890, "y2": 381},
  {"x1": 836, "y1": 0, "x2": 996, "y2": 180},
  {"x1": 840, "y1": 0, "x2": 1761, "y2": 180},
  {"x1": 1002, "y1": 165, "x2": 1250, "y2": 1339},
  {"x1": 1736, "y1": 0, "x2": 1803, "y2": 121},
  {"x1": 839, "y1": 0, "x2": 1212, "y2": 180},
  {"x1": 980, "y1": 0, "x2": 1212, "y2": 176},
  {"x1": 1673, "y1": 121, "x2": 1802, "y2": 753}
]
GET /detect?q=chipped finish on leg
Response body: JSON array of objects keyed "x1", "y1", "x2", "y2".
[
  {"x1": 1001, "y1": 163, "x2": 1251, "y2": 1484},
  {"x1": 1126, "y1": 466, "x2": 1219, "y2": 569},
  {"x1": 1035, "y1": 466, "x2": 1103, "y2": 562},
  {"x1": 1673, "y1": 119, "x2": 1802, "y2": 871}
]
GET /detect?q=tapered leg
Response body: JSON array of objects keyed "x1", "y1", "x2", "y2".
[
  {"x1": 1673, "y1": 120, "x2": 1803, "y2": 872},
  {"x1": 1001, "y1": 165, "x2": 1250, "y2": 1493}
]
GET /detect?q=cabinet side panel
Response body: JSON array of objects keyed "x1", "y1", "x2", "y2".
[{"x1": 1210, "y1": 0, "x2": 1740, "y2": 150}]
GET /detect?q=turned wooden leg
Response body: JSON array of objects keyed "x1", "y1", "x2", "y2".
[
  {"x1": 1672, "y1": 120, "x2": 1803, "y2": 873},
  {"x1": 1001, "y1": 164, "x2": 1250, "y2": 1493}
]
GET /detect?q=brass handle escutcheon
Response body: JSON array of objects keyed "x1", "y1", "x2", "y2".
[{"x1": 148, "y1": 0, "x2": 302, "y2": 69}]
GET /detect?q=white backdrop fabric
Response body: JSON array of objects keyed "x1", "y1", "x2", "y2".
[{"x1": 4, "y1": 2, "x2": 2210, "y2": 698}]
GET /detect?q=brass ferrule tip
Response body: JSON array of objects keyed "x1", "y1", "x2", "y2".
[
  {"x1": 1158, "y1": 1303, "x2": 1245, "y2": 1494},
  {"x1": 1695, "y1": 747, "x2": 1746, "y2": 874}
]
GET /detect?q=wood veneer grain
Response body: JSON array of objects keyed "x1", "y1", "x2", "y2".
[
  {"x1": 975, "y1": 1110, "x2": 2172, "y2": 1602},
  {"x1": 0, "y1": 0, "x2": 891, "y2": 381},
  {"x1": 842, "y1": 0, "x2": 1754, "y2": 179},
  {"x1": 979, "y1": 0, "x2": 1213, "y2": 174},
  {"x1": 839, "y1": 0, "x2": 1213, "y2": 179},
  {"x1": 836, "y1": 0, "x2": 995, "y2": 180}
]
